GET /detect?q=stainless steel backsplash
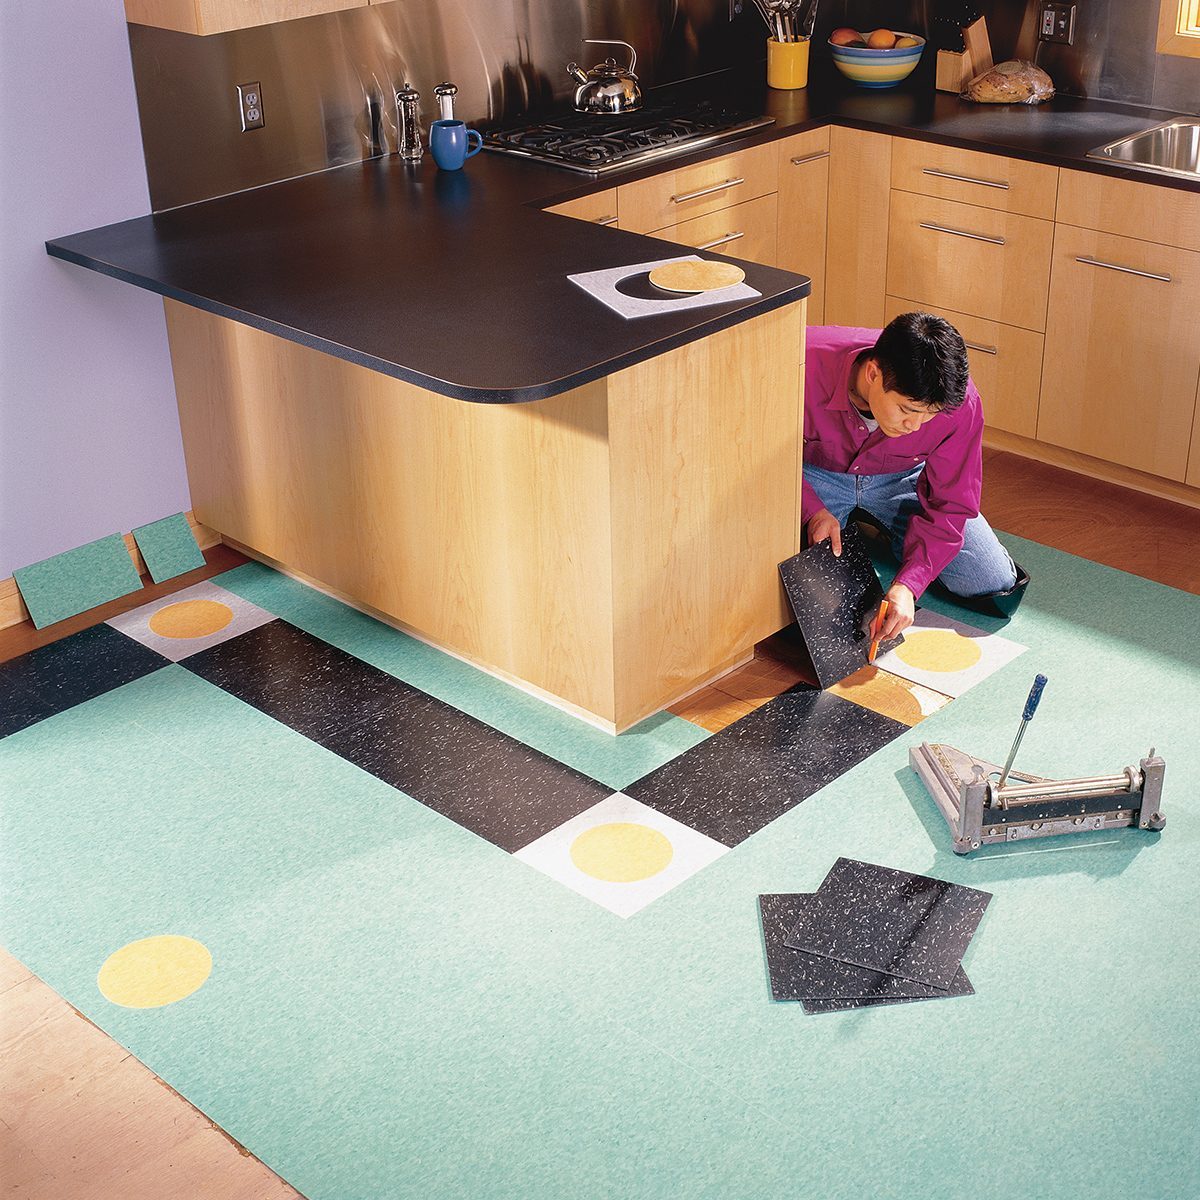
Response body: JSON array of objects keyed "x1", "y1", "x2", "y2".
[
  {"x1": 130, "y1": 0, "x2": 1199, "y2": 212},
  {"x1": 130, "y1": 0, "x2": 763, "y2": 210}
]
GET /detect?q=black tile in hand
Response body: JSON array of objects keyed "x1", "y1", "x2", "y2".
[
  {"x1": 627, "y1": 688, "x2": 907, "y2": 846},
  {"x1": 784, "y1": 857, "x2": 992, "y2": 990},
  {"x1": 778, "y1": 523, "x2": 902, "y2": 689},
  {"x1": 759, "y1": 894, "x2": 973, "y2": 1005}
]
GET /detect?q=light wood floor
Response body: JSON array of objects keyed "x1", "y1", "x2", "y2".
[{"x1": 3, "y1": 448, "x2": 1198, "y2": 1199}]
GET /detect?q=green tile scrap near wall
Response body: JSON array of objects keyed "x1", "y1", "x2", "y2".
[
  {"x1": 13, "y1": 534, "x2": 143, "y2": 629},
  {"x1": 131, "y1": 514, "x2": 204, "y2": 584}
]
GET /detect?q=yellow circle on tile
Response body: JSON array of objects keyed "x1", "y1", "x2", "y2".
[
  {"x1": 569, "y1": 822, "x2": 673, "y2": 883},
  {"x1": 894, "y1": 628, "x2": 982, "y2": 673},
  {"x1": 148, "y1": 599, "x2": 234, "y2": 639},
  {"x1": 97, "y1": 936, "x2": 212, "y2": 1008}
]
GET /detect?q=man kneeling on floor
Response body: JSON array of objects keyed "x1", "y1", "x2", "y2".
[{"x1": 804, "y1": 311, "x2": 1028, "y2": 640}]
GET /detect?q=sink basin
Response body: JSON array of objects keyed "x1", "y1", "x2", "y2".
[{"x1": 1087, "y1": 118, "x2": 1200, "y2": 182}]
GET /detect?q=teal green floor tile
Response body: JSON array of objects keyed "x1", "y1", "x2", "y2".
[
  {"x1": 131, "y1": 512, "x2": 205, "y2": 583},
  {"x1": 13, "y1": 533, "x2": 142, "y2": 628},
  {"x1": 215, "y1": 561, "x2": 708, "y2": 788}
]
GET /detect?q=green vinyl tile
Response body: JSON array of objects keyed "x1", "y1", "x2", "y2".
[
  {"x1": 1, "y1": 532, "x2": 1198, "y2": 1199},
  {"x1": 130, "y1": 513, "x2": 205, "y2": 584},
  {"x1": 13, "y1": 533, "x2": 142, "y2": 628},
  {"x1": 213, "y1": 561, "x2": 709, "y2": 789}
]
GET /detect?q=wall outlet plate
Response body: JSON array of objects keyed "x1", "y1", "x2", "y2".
[
  {"x1": 1038, "y1": 3, "x2": 1076, "y2": 45},
  {"x1": 237, "y1": 82, "x2": 264, "y2": 131}
]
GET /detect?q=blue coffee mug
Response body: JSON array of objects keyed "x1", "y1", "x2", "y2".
[{"x1": 430, "y1": 119, "x2": 483, "y2": 170}]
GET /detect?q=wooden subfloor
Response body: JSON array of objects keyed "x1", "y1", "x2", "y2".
[{"x1": 3, "y1": 448, "x2": 1198, "y2": 1198}]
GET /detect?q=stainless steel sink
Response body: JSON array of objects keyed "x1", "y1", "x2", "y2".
[{"x1": 1087, "y1": 118, "x2": 1200, "y2": 182}]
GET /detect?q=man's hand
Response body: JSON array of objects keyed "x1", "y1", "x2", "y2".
[
  {"x1": 877, "y1": 583, "x2": 915, "y2": 641},
  {"x1": 806, "y1": 508, "x2": 842, "y2": 557}
]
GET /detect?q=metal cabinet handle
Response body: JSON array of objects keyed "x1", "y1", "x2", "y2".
[
  {"x1": 964, "y1": 340, "x2": 998, "y2": 356},
  {"x1": 1076, "y1": 256, "x2": 1172, "y2": 283},
  {"x1": 594, "y1": 214, "x2": 618, "y2": 226},
  {"x1": 696, "y1": 231, "x2": 745, "y2": 250},
  {"x1": 789, "y1": 151, "x2": 831, "y2": 166},
  {"x1": 922, "y1": 166, "x2": 1010, "y2": 190},
  {"x1": 919, "y1": 221, "x2": 1006, "y2": 246},
  {"x1": 671, "y1": 176, "x2": 745, "y2": 204}
]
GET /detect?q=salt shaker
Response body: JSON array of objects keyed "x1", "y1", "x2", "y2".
[
  {"x1": 395, "y1": 84, "x2": 422, "y2": 161},
  {"x1": 434, "y1": 82, "x2": 458, "y2": 122}
]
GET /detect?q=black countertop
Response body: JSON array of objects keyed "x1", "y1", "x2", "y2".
[{"x1": 47, "y1": 57, "x2": 1195, "y2": 405}]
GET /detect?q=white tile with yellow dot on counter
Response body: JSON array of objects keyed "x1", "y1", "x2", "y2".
[
  {"x1": 871, "y1": 608, "x2": 1026, "y2": 699},
  {"x1": 514, "y1": 793, "x2": 728, "y2": 917},
  {"x1": 106, "y1": 579, "x2": 276, "y2": 661}
]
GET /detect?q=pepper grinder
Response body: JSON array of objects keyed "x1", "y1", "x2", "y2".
[
  {"x1": 434, "y1": 82, "x2": 458, "y2": 122},
  {"x1": 395, "y1": 84, "x2": 422, "y2": 161}
]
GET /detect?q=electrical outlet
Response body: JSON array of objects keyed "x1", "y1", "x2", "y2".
[
  {"x1": 237, "y1": 82, "x2": 264, "y2": 131},
  {"x1": 1038, "y1": 3, "x2": 1076, "y2": 45}
]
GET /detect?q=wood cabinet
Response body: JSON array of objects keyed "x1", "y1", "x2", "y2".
[
  {"x1": 124, "y1": 0, "x2": 367, "y2": 36},
  {"x1": 1056, "y1": 170, "x2": 1200, "y2": 252},
  {"x1": 545, "y1": 190, "x2": 620, "y2": 228},
  {"x1": 656, "y1": 194, "x2": 778, "y2": 266},
  {"x1": 825, "y1": 127, "x2": 891, "y2": 327},
  {"x1": 1037, "y1": 226, "x2": 1200, "y2": 481},
  {"x1": 776, "y1": 128, "x2": 830, "y2": 324}
]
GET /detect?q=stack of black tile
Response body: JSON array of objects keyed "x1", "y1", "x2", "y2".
[{"x1": 760, "y1": 857, "x2": 991, "y2": 1013}]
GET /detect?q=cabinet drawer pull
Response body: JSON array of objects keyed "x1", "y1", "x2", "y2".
[
  {"x1": 696, "y1": 231, "x2": 745, "y2": 250},
  {"x1": 919, "y1": 221, "x2": 1006, "y2": 246},
  {"x1": 922, "y1": 167, "x2": 1010, "y2": 190},
  {"x1": 594, "y1": 214, "x2": 618, "y2": 226},
  {"x1": 964, "y1": 340, "x2": 998, "y2": 356},
  {"x1": 671, "y1": 176, "x2": 745, "y2": 204},
  {"x1": 789, "y1": 151, "x2": 831, "y2": 166},
  {"x1": 1076, "y1": 256, "x2": 1172, "y2": 284}
]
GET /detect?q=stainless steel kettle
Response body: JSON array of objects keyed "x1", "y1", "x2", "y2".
[{"x1": 567, "y1": 40, "x2": 643, "y2": 115}]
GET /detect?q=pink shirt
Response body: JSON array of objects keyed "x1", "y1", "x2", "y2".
[{"x1": 803, "y1": 326, "x2": 984, "y2": 599}]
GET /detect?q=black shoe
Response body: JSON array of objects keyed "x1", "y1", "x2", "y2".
[{"x1": 930, "y1": 562, "x2": 1030, "y2": 620}]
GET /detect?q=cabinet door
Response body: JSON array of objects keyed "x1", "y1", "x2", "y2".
[
  {"x1": 887, "y1": 192, "x2": 1054, "y2": 331},
  {"x1": 884, "y1": 297, "x2": 1043, "y2": 438},
  {"x1": 546, "y1": 191, "x2": 620, "y2": 229},
  {"x1": 125, "y1": 0, "x2": 367, "y2": 35},
  {"x1": 1038, "y1": 228, "x2": 1200, "y2": 481},
  {"x1": 655, "y1": 194, "x2": 778, "y2": 266},
  {"x1": 825, "y1": 127, "x2": 890, "y2": 328},
  {"x1": 776, "y1": 128, "x2": 830, "y2": 324}
]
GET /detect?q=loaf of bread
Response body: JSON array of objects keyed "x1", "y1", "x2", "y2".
[{"x1": 961, "y1": 60, "x2": 1054, "y2": 104}]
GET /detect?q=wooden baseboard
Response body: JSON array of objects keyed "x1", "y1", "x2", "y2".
[
  {"x1": 0, "y1": 514, "x2": 221, "y2": 632},
  {"x1": 983, "y1": 430, "x2": 1200, "y2": 512}
]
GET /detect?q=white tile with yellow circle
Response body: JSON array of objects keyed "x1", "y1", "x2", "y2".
[
  {"x1": 515, "y1": 793, "x2": 728, "y2": 918},
  {"x1": 871, "y1": 608, "x2": 1026, "y2": 699},
  {"x1": 106, "y1": 579, "x2": 276, "y2": 661}
]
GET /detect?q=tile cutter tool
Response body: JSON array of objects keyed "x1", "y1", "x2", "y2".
[{"x1": 910, "y1": 675, "x2": 1166, "y2": 854}]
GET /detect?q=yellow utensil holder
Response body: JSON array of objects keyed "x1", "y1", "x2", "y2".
[{"x1": 767, "y1": 36, "x2": 810, "y2": 90}]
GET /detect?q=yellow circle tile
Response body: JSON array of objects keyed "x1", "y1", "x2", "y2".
[
  {"x1": 148, "y1": 599, "x2": 234, "y2": 639},
  {"x1": 97, "y1": 936, "x2": 212, "y2": 1008},
  {"x1": 569, "y1": 822, "x2": 674, "y2": 883},
  {"x1": 894, "y1": 627, "x2": 982, "y2": 673}
]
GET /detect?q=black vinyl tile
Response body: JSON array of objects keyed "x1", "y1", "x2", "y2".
[
  {"x1": 778, "y1": 523, "x2": 902, "y2": 689},
  {"x1": 0, "y1": 625, "x2": 165, "y2": 736},
  {"x1": 626, "y1": 687, "x2": 907, "y2": 846},
  {"x1": 784, "y1": 857, "x2": 992, "y2": 990},
  {"x1": 759, "y1": 894, "x2": 973, "y2": 1006},
  {"x1": 187, "y1": 618, "x2": 610, "y2": 853}
]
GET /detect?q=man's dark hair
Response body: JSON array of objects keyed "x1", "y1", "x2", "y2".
[{"x1": 870, "y1": 312, "x2": 969, "y2": 412}]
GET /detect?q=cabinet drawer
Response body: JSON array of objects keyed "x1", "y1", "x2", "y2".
[
  {"x1": 655, "y1": 194, "x2": 778, "y2": 266},
  {"x1": 1056, "y1": 168, "x2": 1200, "y2": 252},
  {"x1": 887, "y1": 192, "x2": 1054, "y2": 331},
  {"x1": 883, "y1": 297, "x2": 1042, "y2": 438},
  {"x1": 618, "y1": 142, "x2": 778, "y2": 234},
  {"x1": 125, "y1": 0, "x2": 366, "y2": 35},
  {"x1": 546, "y1": 190, "x2": 620, "y2": 227},
  {"x1": 891, "y1": 139, "x2": 1058, "y2": 219},
  {"x1": 1038, "y1": 227, "x2": 1200, "y2": 481},
  {"x1": 777, "y1": 128, "x2": 831, "y2": 323}
]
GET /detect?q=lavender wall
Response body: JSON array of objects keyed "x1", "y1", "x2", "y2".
[{"x1": 0, "y1": 1, "x2": 190, "y2": 579}]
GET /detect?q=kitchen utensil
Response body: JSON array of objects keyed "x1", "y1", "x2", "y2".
[
  {"x1": 433, "y1": 82, "x2": 458, "y2": 122},
  {"x1": 395, "y1": 84, "x2": 423, "y2": 162},
  {"x1": 429, "y1": 119, "x2": 483, "y2": 171},
  {"x1": 829, "y1": 33, "x2": 925, "y2": 89},
  {"x1": 767, "y1": 35, "x2": 810, "y2": 89},
  {"x1": 647, "y1": 260, "x2": 746, "y2": 293},
  {"x1": 566, "y1": 39, "x2": 643, "y2": 114}
]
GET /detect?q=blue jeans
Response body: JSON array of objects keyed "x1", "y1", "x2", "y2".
[{"x1": 805, "y1": 463, "x2": 1018, "y2": 597}]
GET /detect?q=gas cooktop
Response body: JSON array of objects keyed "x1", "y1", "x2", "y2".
[{"x1": 484, "y1": 102, "x2": 775, "y2": 176}]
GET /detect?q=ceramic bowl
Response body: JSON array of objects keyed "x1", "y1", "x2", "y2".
[{"x1": 829, "y1": 33, "x2": 925, "y2": 89}]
